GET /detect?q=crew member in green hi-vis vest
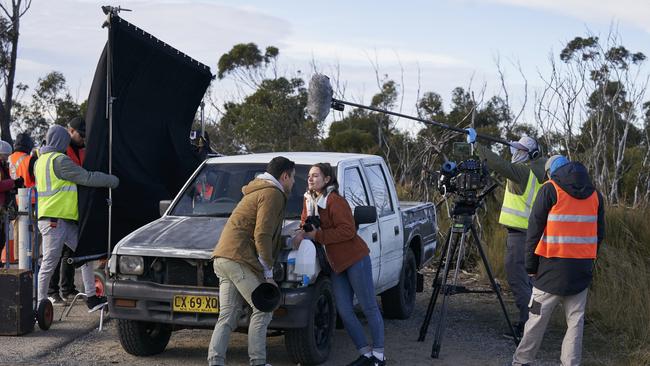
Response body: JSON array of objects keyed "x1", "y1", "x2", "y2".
[
  {"x1": 35, "y1": 125, "x2": 119, "y2": 313},
  {"x1": 466, "y1": 128, "x2": 547, "y2": 339}
]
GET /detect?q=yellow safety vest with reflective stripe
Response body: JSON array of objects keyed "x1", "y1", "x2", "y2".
[
  {"x1": 498, "y1": 170, "x2": 541, "y2": 230},
  {"x1": 34, "y1": 152, "x2": 78, "y2": 221}
]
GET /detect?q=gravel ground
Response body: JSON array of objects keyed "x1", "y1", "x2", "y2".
[{"x1": 2, "y1": 267, "x2": 623, "y2": 366}]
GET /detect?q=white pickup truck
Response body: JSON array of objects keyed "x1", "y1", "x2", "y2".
[{"x1": 107, "y1": 152, "x2": 437, "y2": 365}]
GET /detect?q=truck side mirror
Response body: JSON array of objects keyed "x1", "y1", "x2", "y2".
[
  {"x1": 354, "y1": 206, "x2": 377, "y2": 228},
  {"x1": 159, "y1": 200, "x2": 172, "y2": 217}
]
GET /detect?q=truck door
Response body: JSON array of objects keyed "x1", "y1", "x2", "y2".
[
  {"x1": 363, "y1": 162, "x2": 402, "y2": 291},
  {"x1": 341, "y1": 165, "x2": 381, "y2": 284}
]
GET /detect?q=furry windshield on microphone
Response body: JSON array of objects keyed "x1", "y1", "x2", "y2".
[{"x1": 307, "y1": 74, "x2": 334, "y2": 122}]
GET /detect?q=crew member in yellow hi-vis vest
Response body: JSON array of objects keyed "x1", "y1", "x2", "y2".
[
  {"x1": 35, "y1": 125, "x2": 119, "y2": 313},
  {"x1": 466, "y1": 128, "x2": 547, "y2": 339}
]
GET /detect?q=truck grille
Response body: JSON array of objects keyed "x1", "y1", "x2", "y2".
[
  {"x1": 166, "y1": 260, "x2": 197, "y2": 286},
  {"x1": 142, "y1": 258, "x2": 218, "y2": 288}
]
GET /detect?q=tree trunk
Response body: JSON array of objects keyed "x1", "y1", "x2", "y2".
[{"x1": 0, "y1": 0, "x2": 23, "y2": 145}]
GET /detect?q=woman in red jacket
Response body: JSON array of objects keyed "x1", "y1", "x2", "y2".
[
  {"x1": 0, "y1": 140, "x2": 23, "y2": 267},
  {"x1": 292, "y1": 163, "x2": 385, "y2": 366}
]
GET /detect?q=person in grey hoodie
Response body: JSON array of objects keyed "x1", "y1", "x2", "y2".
[{"x1": 35, "y1": 125, "x2": 119, "y2": 313}]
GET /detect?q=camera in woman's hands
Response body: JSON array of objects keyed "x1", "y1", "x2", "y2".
[{"x1": 302, "y1": 215, "x2": 321, "y2": 232}]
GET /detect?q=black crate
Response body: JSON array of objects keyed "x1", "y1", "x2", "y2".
[{"x1": 0, "y1": 268, "x2": 34, "y2": 335}]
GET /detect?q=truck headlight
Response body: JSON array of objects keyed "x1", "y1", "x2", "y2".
[{"x1": 119, "y1": 256, "x2": 144, "y2": 275}]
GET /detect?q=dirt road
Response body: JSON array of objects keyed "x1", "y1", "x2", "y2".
[{"x1": 2, "y1": 269, "x2": 619, "y2": 366}]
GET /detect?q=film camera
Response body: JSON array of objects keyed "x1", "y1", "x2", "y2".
[
  {"x1": 437, "y1": 142, "x2": 491, "y2": 215},
  {"x1": 302, "y1": 216, "x2": 321, "y2": 232}
]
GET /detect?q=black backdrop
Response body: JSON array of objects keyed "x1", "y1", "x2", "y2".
[{"x1": 74, "y1": 15, "x2": 213, "y2": 260}]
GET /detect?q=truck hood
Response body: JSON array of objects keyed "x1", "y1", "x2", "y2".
[
  {"x1": 114, "y1": 216, "x2": 226, "y2": 259},
  {"x1": 113, "y1": 216, "x2": 300, "y2": 260}
]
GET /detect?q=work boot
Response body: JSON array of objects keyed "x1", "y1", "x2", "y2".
[
  {"x1": 346, "y1": 355, "x2": 372, "y2": 366},
  {"x1": 48, "y1": 293, "x2": 67, "y2": 306},
  {"x1": 86, "y1": 295, "x2": 107, "y2": 313}
]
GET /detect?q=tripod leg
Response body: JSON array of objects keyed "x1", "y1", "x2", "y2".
[
  {"x1": 418, "y1": 226, "x2": 453, "y2": 342},
  {"x1": 469, "y1": 225, "x2": 520, "y2": 346},
  {"x1": 431, "y1": 229, "x2": 464, "y2": 358}
]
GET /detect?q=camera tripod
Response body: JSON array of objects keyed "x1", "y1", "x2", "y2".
[{"x1": 417, "y1": 208, "x2": 519, "y2": 358}]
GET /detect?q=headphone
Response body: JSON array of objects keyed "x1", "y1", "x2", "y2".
[{"x1": 527, "y1": 142, "x2": 541, "y2": 161}]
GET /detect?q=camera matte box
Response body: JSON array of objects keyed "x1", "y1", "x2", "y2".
[{"x1": 0, "y1": 268, "x2": 34, "y2": 335}]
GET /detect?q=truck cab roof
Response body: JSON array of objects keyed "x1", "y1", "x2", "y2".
[{"x1": 205, "y1": 152, "x2": 380, "y2": 166}]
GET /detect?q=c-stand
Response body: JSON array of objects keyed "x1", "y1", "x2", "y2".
[{"x1": 417, "y1": 185, "x2": 519, "y2": 358}]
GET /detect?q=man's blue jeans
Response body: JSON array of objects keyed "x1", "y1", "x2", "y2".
[{"x1": 331, "y1": 255, "x2": 384, "y2": 355}]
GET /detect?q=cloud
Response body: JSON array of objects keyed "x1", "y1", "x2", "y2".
[
  {"x1": 17, "y1": 0, "x2": 292, "y2": 97},
  {"x1": 283, "y1": 39, "x2": 468, "y2": 68},
  {"x1": 476, "y1": 0, "x2": 650, "y2": 33}
]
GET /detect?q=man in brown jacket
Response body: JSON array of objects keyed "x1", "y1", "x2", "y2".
[{"x1": 208, "y1": 156, "x2": 295, "y2": 366}]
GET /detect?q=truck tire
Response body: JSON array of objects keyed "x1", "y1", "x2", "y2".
[
  {"x1": 285, "y1": 278, "x2": 336, "y2": 365},
  {"x1": 117, "y1": 319, "x2": 171, "y2": 356},
  {"x1": 381, "y1": 248, "x2": 416, "y2": 319}
]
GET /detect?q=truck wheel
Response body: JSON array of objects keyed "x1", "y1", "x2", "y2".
[
  {"x1": 381, "y1": 248, "x2": 416, "y2": 319},
  {"x1": 117, "y1": 319, "x2": 171, "y2": 356},
  {"x1": 285, "y1": 278, "x2": 336, "y2": 365}
]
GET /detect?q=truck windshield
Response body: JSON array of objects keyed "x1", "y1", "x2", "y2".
[{"x1": 170, "y1": 163, "x2": 310, "y2": 219}]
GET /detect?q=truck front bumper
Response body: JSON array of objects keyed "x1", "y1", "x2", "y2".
[{"x1": 106, "y1": 279, "x2": 314, "y2": 329}]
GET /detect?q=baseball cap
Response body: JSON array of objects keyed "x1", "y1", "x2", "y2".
[
  {"x1": 545, "y1": 155, "x2": 569, "y2": 175},
  {"x1": 509, "y1": 136, "x2": 538, "y2": 152},
  {"x1": 68, "y1": 117, "x2": 86, "y2": 137}
]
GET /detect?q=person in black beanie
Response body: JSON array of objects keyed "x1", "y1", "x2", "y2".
[
  {"x1": 66, "y1": 117, "x2": 86, "y2": 166},
  {"x1": 6, "y1": 133, "x2": 36, "y2": 269}
]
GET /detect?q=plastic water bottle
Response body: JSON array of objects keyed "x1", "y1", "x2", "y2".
[
  {"x1": 295, "y1": 239, "x2": 320, "y2": 283},
  {"x1": 286, "y1": 251, "x2": 298, "y2": 282}
]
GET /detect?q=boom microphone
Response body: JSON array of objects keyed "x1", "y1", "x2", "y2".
[
  {"x1": 306, "y1": 73, "x2": 513, "y2": 147},
  {"x1": 307, "y1": 74, "x2": 334, "y2": 122}
]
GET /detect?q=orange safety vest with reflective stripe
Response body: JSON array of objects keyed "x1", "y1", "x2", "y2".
[
  {"x1": 8, "y1": 151, "x2": 35, "y2": 187},
  {"x1": 535, "y1": 180, "x2": 598, "y2": 259}
]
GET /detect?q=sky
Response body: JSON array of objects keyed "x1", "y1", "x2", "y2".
[{"x1": 15, "y1": 0, "x2": 650, "y2": 134}]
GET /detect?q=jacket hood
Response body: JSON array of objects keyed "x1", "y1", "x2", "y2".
[
  {"x1": 551, "y1": 162, "x2": 595, "y2": 199},
  {"x1": 242, "y1": 178, "x2": 285, "y2": 197},
  {"x1": 40, "y1": 125, "x2": 71, "y2": 155}
]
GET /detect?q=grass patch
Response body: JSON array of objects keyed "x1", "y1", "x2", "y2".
[{"x1": 479, "y1": 205, "x2": 650, "y2": 365}]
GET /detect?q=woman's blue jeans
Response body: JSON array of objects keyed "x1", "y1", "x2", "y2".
[{"x1": 331, "y1": 255, "x2": 385, "y2": 354}]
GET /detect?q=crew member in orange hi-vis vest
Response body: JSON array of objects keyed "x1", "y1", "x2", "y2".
[
  {"x1": 513, "y1": 155, "x2": 605, "y2": 366},
  {"x1": 8, "y1": 132, "x2": 36, "y2": 188},
  {"x1": 5, "y1": 133, "x2": 36, "y2": 266}
]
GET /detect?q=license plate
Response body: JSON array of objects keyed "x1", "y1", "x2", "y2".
[{"x1": 172, "y1": 295, "x2": 219, "y2": 314}]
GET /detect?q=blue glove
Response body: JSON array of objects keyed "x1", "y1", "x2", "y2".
[{"x1": 465, "y1": 128, "x2": 477, "y2": 143}]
